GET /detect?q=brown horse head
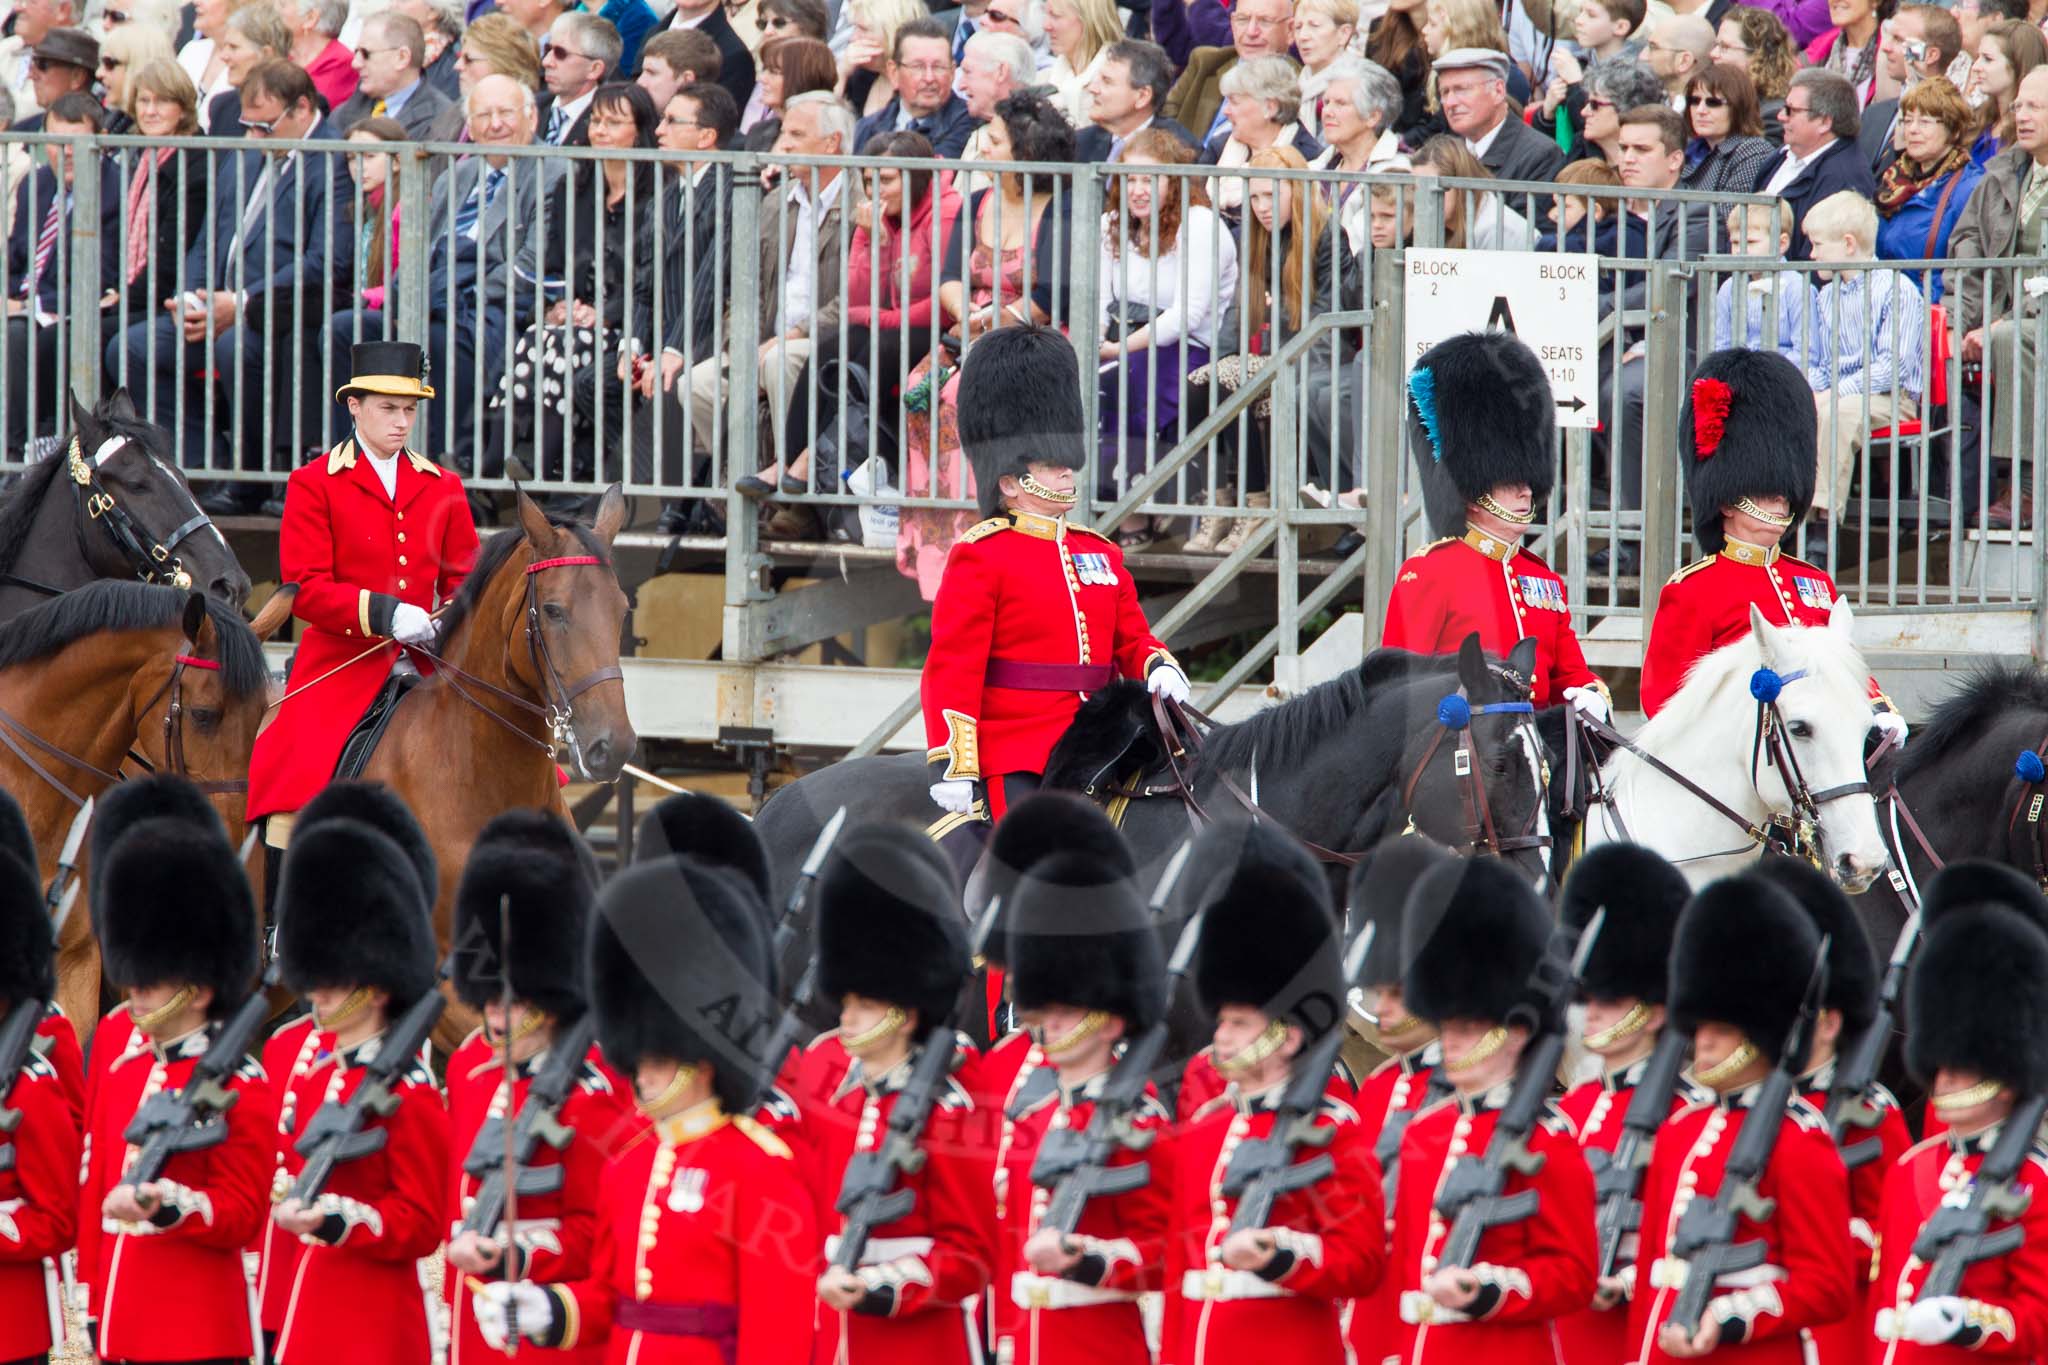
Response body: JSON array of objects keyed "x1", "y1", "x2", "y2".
[{"x1": 505, "y1": 486, "x2": 634, "y2": 783}]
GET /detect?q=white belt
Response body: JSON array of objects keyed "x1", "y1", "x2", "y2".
[
  {"x1": 824, "y1": 1234, "x2": 935, "y2": 1266},
  {"x1": 1011, "y1": 1272, "x2": 1139, "y2": 1310},
  {"x1": 1180, "y1": 1267, "x2": 1295, "y2": 1302}
]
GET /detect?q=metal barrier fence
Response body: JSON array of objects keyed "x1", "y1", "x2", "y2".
[{"x1": 4, "y1": 132, "x2": 2046, "y2": 684}]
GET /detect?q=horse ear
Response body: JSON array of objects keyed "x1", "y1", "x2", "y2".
[
  {"x1": 1506, "y1": 637, "x2": 1538, "y2": 688},
  {"x1": 1828, "y1": 595, "x2": 1856, "y2": 639},
  {"x1": 591, "y1": 484, "x2": 626, "y2": 546},
  {"x1": 70, "y1": 391, "x2": 99, "y2": 451},
  {"x1": 1455, "y1": 631, "x2": 1487, "y2": 695},
  {"x1": 102, "y1": 388, "x2": 138, "y2": 422},
  {"x1": 1749, "y1": 603, "x2": 1779, "y2": 665},
  {"x1": 181, "y1": 591, "x2": 208, "y2": 648},
  {"x1": 249, "y1": 584, "x2": 298, "y2": 642},
  {"x1": 514, "y1": 488, "x2": 553, "y2": 549}
]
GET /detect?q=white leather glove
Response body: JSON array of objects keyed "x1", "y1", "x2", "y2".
[
  {"x1": 390, "y1": 602, "x2": 437, "y2": 648},
  {"x1": 929, "y1": 779, "x2": 975, "y2": 815},
  {"x1": 472, "y1": 1279, "x2": 552, "y2": 1350},
  {"x1": 1903, "y1": 1296, "x2": 1969, "y2": 1346},
  {"x1": 1147, "y1": 661, "x2": 1191, "y2": 705},
  {"x1": 1563, "y1": 685, "x2": 1610, "y2": 724},
  {"x1": 1872, "y1": 709, "x2": 1909, "y2": 746}
]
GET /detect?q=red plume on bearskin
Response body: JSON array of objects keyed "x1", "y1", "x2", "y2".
[{"x1": 1691, "y1": 378, "x2": 1733, "y2": 459}]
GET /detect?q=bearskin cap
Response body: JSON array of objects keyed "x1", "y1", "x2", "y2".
[
  {"x1": 1407, "y1": 331, "x2": 1557, "y2": 538},
  {"x1": 977, "y1": 793, "x2": 1136, "y2": 970},
  {"x1": 452, "y1": 809, "x2": 598, "y2": 1020},
  {"x1": 0, "y1": 787, "x2": 47, "y2": 1005},
  {"x1": 1403, "y1": 855, "x2": 1558, "y2": 1032},
  {"x1": 1920, "y1": 860, "x2": 2048, "y2": 938},
  {"x1": 1345, "y1": 836, "x2": 1456, "y2": 987},
  {"x1": 276, "y1": 817, "x2": 438, "y2": 1008},
  {"x1": 1680, "y1": 348, "x2": 1818, "y2": 554},
  {"x1": 1906, "y1": 902, "x2": 2048, "y2": 1094},
  {"x1": 0, "y1": 787, "x2": 33, "y2": 875},
  {"x1": 295, "y1": 781, "x2": 438, "y2": 903},
  {"x1": 631, "y1": 791, "x2": 771, "y2": 900},
  {"x1": 816, "y1": 823, "x2": 968, "y2": 1027},
  {"x1": 89, "y1": 774, "x2": 227, "y2": 936},
  {"x1": 1190, "y1": 820, "x2": 1345, "y2": 1038},
  {"x1": 99, "y1": 815, "x2": 258, "y2": 1019},
  {"x1": 1558, "y1": 843, "x2": 1690, "y2": 1006},
  {"x1": 1753, "y1": 854, "x2": 1879, "y2": 1033},
  {"x1": 1669, "y1": 873, "x2": 1824, "y2": 1068},
  {"x1": 957, "y1": 325, "x2": 1087, "y2": 518},
  {"x1": 1006, "y1": 850, "x2": 1167, "y2": 1031}
]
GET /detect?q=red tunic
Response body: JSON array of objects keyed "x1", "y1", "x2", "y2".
[
  {"x1": 542, "y1": 1101, "x2": 819, "y2": 1364},
  {"x1": 1348, "y1": 1045, "x2": 1442, "y2": 1365},
  {"x1": 1640, "y1": 546, "x2": 1885, "y2": 717},
  {"x1": 1630, "y1": 1094, "x2": 1855, "y2": 1365},
  {"x1": 1870, "y1": 1127, "x2": 2048, "y2": 1363},
  {"x1": 1177, "y1": 1048, "x2": 1357, "y2": 1126},
  {"x1": 788, "y1": 1032, "x2": 996, "y2": 1365},
  {"x1": 0, "y1": 1040, "x2": 78, "y2": 1361},
  {"x1": 1380, "y1": 532, "x2": 1600, "y2": 708},
  {"x1": 32, "y1": 1007, "x2": 82, "y2": 1121},
  {"x1": 72, "y1": 1002, "x2": 141, "y2": 1314},
  {"x1": 443, "y1": 1028, "x2": 632, "y2": 1365},
  {"x1": 82, "y1": 1024, "x2": 276, "y2": 1362},
  {"x1": 1393, "y1": 1088, "x2": 1600, "y2": 1365},
  {"x1": 1801, "y1": 1066, "x2": 1914, "y2": 1365},
  {"x1": 255, "y1": 1015, "x2": 338, "y2": 1337},
  {"x1": 1162, "y1": 1086, "x2": 1386, "y2": 1365},
  {"x1": 921, "y1": 510, "x2": 1172, "y2": 785},
  {"x1": 275, "y1": 1035, "x2": 451, "y2": 1365},
  {"x1": 248, "y1": 439, "x2": 479, "y2": 820},
  {"x1": 995, "y1": 1067, "x2": 1172, "y2": 1365}
]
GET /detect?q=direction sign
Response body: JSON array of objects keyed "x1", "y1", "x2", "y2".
[{"x1": 1403, "y1": 248, "x2": 1600, "y2": 428}]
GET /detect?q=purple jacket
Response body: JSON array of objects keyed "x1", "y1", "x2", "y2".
[
  {"x1": 1152, "y1": 0, "x2": 1234, "y2": 67},
  {"x1": 1760, "y1": 0, "x2": 1835, "y2": 50}
]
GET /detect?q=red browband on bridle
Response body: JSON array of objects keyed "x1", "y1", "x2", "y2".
[{"x1": 526, "y1": 556, "x2": 604, "y2": 574}]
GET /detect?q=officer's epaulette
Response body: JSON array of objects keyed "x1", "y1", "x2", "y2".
[
  {"x1": 1419, "y1": 536, "x2": 1461, "y2": 556},
  {"x1": 1665, "y1": 556, "x2": 1718, "y2": 587},
  {"x1": 733, "y1": 1112, "x2": 796, "y2": 1160},
  {"x1": 958, "y1": 516, "x2": 1011, "y2": 545},
  {"x1": 1063, "y1": 521, "x2": 1115, "y2": 548},
  {"x1": 1777, "y1": 553, "x2": 1827, "y2": 576}
]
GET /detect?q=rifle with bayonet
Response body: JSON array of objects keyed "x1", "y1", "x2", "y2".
[
  {"x1": 42, "y1": 798, "x2": 91, "y2": 916},
  {"x1": 1824, "y1": 912, "x2": 1918, "y2": 1170},
  {"x1": 0, "y1": 997, "x2": 46, "y2": 1173},
  {"x1": 289, "y1": 980, "x2": 448, "y2": 1202},
  {"x1": 1662, "y1": 937, "x2": 1831, "y2": 1336},
  {"x1": 1590, "y1": 1025, "x2": 1691, "y2": 1279},
  {"x1": 1218, "y1": 924, "x2": 1380, "y2": 1234},
  {"x1": 118, "y1": 980, "x2": 274, "y2": 1189},
  {"x1": 1433, "y1": 910, "x2": 1606, "y2": 1269},
  {"x1": 1909, "y1": 1090, "x2": 2048, "y2": 1300},
  {"x1": 745, "y1": 810, "x2": 850, "y2": 1112},
  {"x1": 457, "y1": 995, "x2": 601, "y2": 1246},
  {"x1": 1027, "y1": 842, "x2": 1193, "y2": 1239},
  {"x1": 1378, "y1": 1069, "x2": 1454, "y2": 1208}
]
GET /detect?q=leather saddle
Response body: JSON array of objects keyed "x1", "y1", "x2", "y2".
[{"x1": 332, "y1": 672, "x2": 423, "y2": 782}]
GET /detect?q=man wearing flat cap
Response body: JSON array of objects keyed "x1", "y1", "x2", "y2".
[{"x1": 1434, "y1": 47, "x2": 1566, "y2": 183}]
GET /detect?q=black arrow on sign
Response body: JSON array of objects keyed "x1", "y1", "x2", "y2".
[{"x1": 1555, "y1": 395, "x2": 1588, "y2": 412}]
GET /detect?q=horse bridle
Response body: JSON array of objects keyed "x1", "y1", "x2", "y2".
[
  {"x1": 67, "y1": 436, "x2": 214, "y2": 593},
  {"x1": 1398, "y1": 678, "x2": 1553, "y2": 862}
]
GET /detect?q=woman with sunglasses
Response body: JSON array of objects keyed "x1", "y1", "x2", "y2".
[
  {"x1": 95, "y1": 0, "x2": 182, "y2": 46},
  {"x1": 1571, "y1": 58, "x2": 1665, "y2": 166},
  {"x1": 96, "y1": 21, "x2": 174, "y2": 131},
  {"x1": 1681, "y1": 61, "x2": 1776, "y2": 189}
]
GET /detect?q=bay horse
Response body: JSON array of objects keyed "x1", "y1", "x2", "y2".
[
  {"x1": 357, "y1": 487, "x2": 634, "y2": 1052},
  {"x1": 0, "y1": 392, "x2": 251, "y2": 621},
  {"x1": 0, "y1": 582, "x2": 286, "y2": 1029}
]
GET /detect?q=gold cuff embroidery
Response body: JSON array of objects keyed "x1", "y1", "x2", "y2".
[
  {"x1": 548, "y1": 1283, "x2": 579, "y2": 1349},
  {"x1": 358, "y1": 589, "x2": 374, "y2": 638},
  {"x1": 929, "y1": 710, "x2": 980, "y2": 781}
]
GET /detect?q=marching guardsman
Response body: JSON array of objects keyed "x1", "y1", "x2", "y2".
[
  {"x1": 788, "y1": 823, "x2": 993, "y2": 1365},
  {"x1": 1632, "y1": 873, "x2": 1855, "y2": 1364},
  {"x1": 1643, "y1": 348, "x2": 1898, "y2": 734},
  {"x1": 1345, "y1": 835, "x2": 1457, "y2": 1365},
  {"x1": 473, "y1": 854, "x2": 819, "y2": 1363},
  {"x1": 0, "y1": 790, "x2": 80, "y2": 1118},
  {"x1": 0, "y1": 803, "x2": 78, "y2": 1364},
  {"x1": 997, "y1": 848, "x2": 1173, "y2": 1365},
  {"x1": 1381, "y1": 331, "x2": 1609, "y2": 716},
  {"x1": 1757, "y1": 854, "x2": 1912, "y2": 1365},
  {"x1": 1163, "y1": 819, "x2": 1386, "y2": 1365},
  {"x1": 1392, "y1": 855, "x2": 1599, "y2": 1364},
  {"x1": 270, "y1": 803, "x2": 451, "y2": 1365},
  {"x1": 1873, "y1": 861, "x2": 2048, "y2": 1358},
  {"x1": 1553, "y1": 843, "x2": 1704, "y2": 1365},
  {"x1": 246, "y1": 340, "x2": 481, "y2": 839},
  {"x1": 919, "y1": 326, "x2": 1189, "y2": 862},
  {"x1": 79, "y1": 780, "x2": 273, "y2": 1364},
  {"x1": 445, "y1": 809, "x2": 630, "y2": 1365}
]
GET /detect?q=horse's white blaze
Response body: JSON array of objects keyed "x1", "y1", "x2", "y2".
[
  {"x1": 90, "y1": 436, "x2": 124, "y2": 466},
  {"x1": 147, "y1": 450, "x2": 229, "y2": 550},
  {"x1": 1587, "y1": 614, "x2": 1888, "y2": 890}
]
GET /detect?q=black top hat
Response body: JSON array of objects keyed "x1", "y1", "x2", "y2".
[{"x1": 336, "y1": 340, "x2": 436, "y2": 403}]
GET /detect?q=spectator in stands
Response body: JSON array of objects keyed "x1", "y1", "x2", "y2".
[
  {"x1": 1759, "y1": 68, "x2": 1880, "y2": 255},
  {"x1": 107, "y1": 59, "x2": 210, "y2": 360},
  {"x1": 1952, "y1": 0, "x2": 2026, "y2": 67},
  {"x1": 1413, "y1": 133, "x2": 1536, "y2": 246},
  {"x1": 336, "y1": 13, "x2": 453, "y2": 136},
  {"x1": 1807, "y1": 188, "x2": 1926, "y2": 549},
  {"x1": 1533, "y1": 0, "x2": 1646, "y2": 153},
  {"x1": 958, "y1": 29, "x2": 1034, "y2": 167},
  {"x1": 177, "y1": 0, "x2": 245, "y2": 129},
  {"x1": 501, "y1": 82, "x2": 659, "y2": 496},
  {"x1": 15, "y1": 26, "x2": 96, "y2": 129},
  {"x1": 1166, "y1": 0, "x2": 1292, "y2": 147},
  {"x1": 538, "y1": 12, "x2": 621, "y2": 143},
  {"x1": 1572, "y1": 58, "x2": 1665, "y2": 165},
  {"x1": 745, "y1": 35, "x2": 836, "y2": 146},
  {"x1": 1716, "y1": 5, "x2": 1800, "y2": 137},
  {"x1": 1293, "y1": 0, "x2": 1359, "y2": 139},
  {"x1": 4, "y1": 91, "x2": 119, "y2": 459},
  {"x1": 1946, "y1": 63, "x2": 2048, "y2": 519},
  {"x1": 978, "y1": 0, "x2": 1055, "y2": 73},
  {"x1": 1966, "y1": 19, "x2": 2045, "y2": 163},
  {"x1": 1044, "y1": 0, "x2": 1120, "y2": 125},
  {"x1": 278, "y1": 0, "x2": 354, "y2": 110},
  {"x1": 1419, "y1": 0, "x2": 1533, "y2": 113},
  {"x1": 1647, "y1": 13, "x2": 1715, "y2": 106},
  {"x1": 202, "y1": 3, "x2": 286, "y2": 137},
  {"x1": 0, "y1": 88, "x2": 22, "y2": 235},
  {"x1": 1202, "y1": 55, "x2": 1323, "y2": 217},
  {"x1": 760, "y1": 0, "x2": 830, "y2": 46},
  {"x1": 1807, "y1": 0, "x2": 1887, "y2": 105},
  {"x1": 342, "y1": 117, "x2": 405, "y2": 317},
  {"x1": 498, "y1": 0, "x2": 570, "y2": 52},
  {"x1": 1367, "y1": 173, "x2": 1413, "y2": 247},
  {"x1": 96, "y1": 21, "x2": 175, "y2": 131},
  {"x1": 1366, "y1": 0, "x2": 1429, "y2": 135},
  {"x1": 638, "y1": 29, "x2": 719, "y2": 114},
  {"x1": 1433, "y1": 46, "x2": 1565, "y2": 182},
  {"x1": 596, "y1": 0, "x2": 657, "y2": 77},
  {"x1": 392, "y1": 0, "x2": 465, "y2": 99},
  {"x1": 852, "y1": 16, "x2": 977, "y2": 154},
  {"x1": 835, "y1": 0, "x2": 923, "y2": 120},
  {"x1": 1096, "y1": 130, "x2": 1237, "y2": 545},
  {"x1": 0, "y1": 0, "x2": 79, "y2": 121},
  {"x1": 1079, "y1": 38, "x2": 1197, "y2": 160},
  {"x1": 1875, "y1": 76, "x2": 1979, "y2": 293},
  {"x1": 1683, "y1": 62, "x2": 1777, "y2": 189},
  {"x1": 115, "y1": 57, "x2": 351, "y2": 508},
  {"x1": 1711, "y1": 198, "x2": 1822, "y2": 373},
  {"x1": 97, "y1": 0, "x2": 181, "y2": 47},
  {"x1": 1311, "y1": 55, "x2": 1405, "y2": 251},
  {"x1": 1153, "y1": 0, "x2": 1232, "y2": 68},
  {"x1": 653, "y1": 0, "x2": 755, "y2": 108},
  {"x1": 427, "y1": 12, "x2": 541, "y2": 140},
  {"x1": 1537, "y1": 156, "x2": 1624, "y2": 251}
]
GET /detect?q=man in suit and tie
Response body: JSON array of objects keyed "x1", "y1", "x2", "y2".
[
  {"x1": 1434, "y1": 46, "x2": 1565, "y2": 183},
  {"x1": 1757, "y1": 68, "x2": 1878, "y2": 258},
  {"x1": 1163, "y1": 0, "x2": 1292, "y2": 149},
  {"x1": 110, "y1": 58, "x2": 352, "y2": 512},
  {"x1": 1076, "y1": 38, "x2": 1198, "y2": 162},
  {"x1": 653, "y1": 0, "x2": 756, "y2": 112},
  {"x1": 332, "y1": 12, "x2": 452, "y2": 137},
  {"x1": 850, "y1": 18, "x2": 979, "y2": 155},
  {"x1": 637, "y1": 29, "x2": 721, "y2": 115},
  {"x1": 534, "y1": 11, "x2": 618, "y2": 145}
]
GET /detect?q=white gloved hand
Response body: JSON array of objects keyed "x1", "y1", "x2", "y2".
[
  {"x1": 1147, "y1": 661, "x2": 1191, "y2": 705},
  {"x1": 1902, "y1": 1296, "x2": 1969, "y2": 1346},
  {"x1": 1872, "y1": 709, "x2": 1909, "y2": 747},
  {"x1": 1563, "y1": 686, "x2": 1610, "y2": 724},
  {"x1": 472, "y1": 1279, "x2": 552, "y2": 1350},
  {"x1": 390, "y1": 602, "x2": 437, "y2": 648},
  {"x1": 929, "y1": 779, "x2": 976, "y2": 815}
]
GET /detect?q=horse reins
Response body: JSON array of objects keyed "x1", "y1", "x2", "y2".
[
  {"x1": 1397, "y1": 688, "x2": 1553, "y2": 862},
  {"x1": 66, "y1": 437, "x2": 213, "y2": 594}
]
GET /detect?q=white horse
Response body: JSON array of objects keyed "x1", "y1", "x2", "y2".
[{"x1": 1581, "y1": 600, "x2": 1890, "y2": 889}]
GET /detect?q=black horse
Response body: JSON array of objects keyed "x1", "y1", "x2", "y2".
[{"x1": 0, "y1": 392, "x2": 250, "y2": 622}]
